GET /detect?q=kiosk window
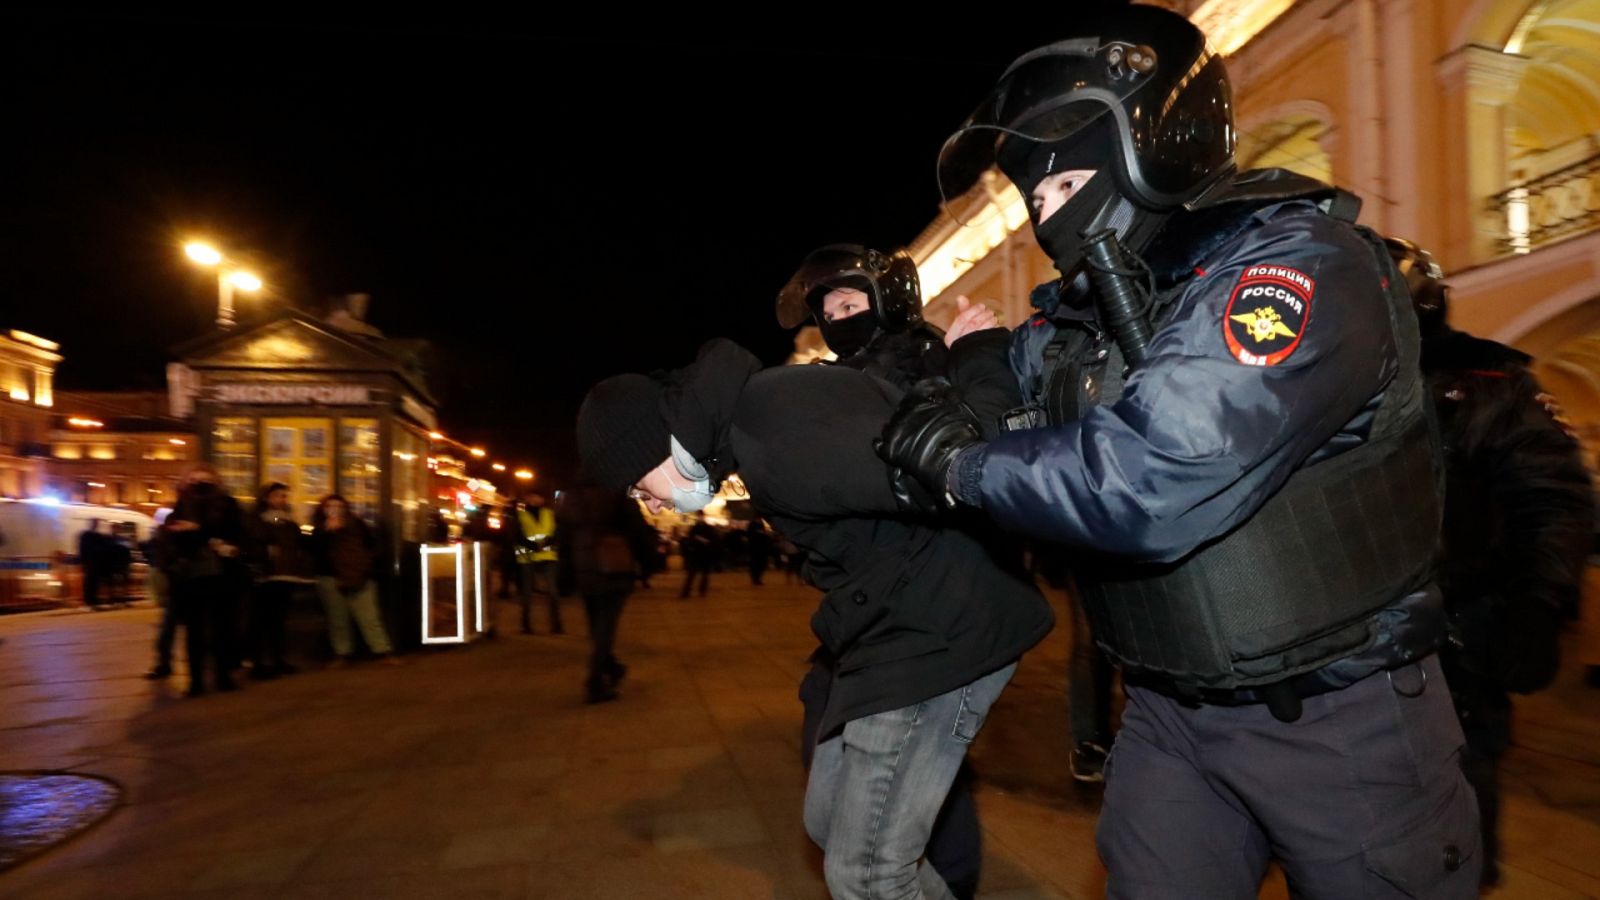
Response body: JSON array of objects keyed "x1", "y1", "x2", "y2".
[
  {"x1": 339, "y1": 418, "x2": 381, "y2": 524},
  {"x1": 212, "y1": 417, "x2": 258, "y2": 502},
  {"x1": 261, "y1": 417, "x2": 335, "y2": 522}
]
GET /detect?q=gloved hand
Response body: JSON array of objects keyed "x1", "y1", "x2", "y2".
[{"x1": 875, "y1": 378, "x2": 985, "y2": 510}]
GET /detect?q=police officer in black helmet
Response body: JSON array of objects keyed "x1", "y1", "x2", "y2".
[
  {"x1": 778, "y1": 243, "x2": 1006, "y2": 389},
  {"x1": 879, "y1": 5, "x2": 1481, "y2": 896}
]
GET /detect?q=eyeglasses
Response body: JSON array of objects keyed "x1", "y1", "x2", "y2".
[{"x1": 626, "y1": 486, "x2": 651, "y2": 503}]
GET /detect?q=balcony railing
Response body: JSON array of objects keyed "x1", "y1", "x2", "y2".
[{"x1": 1493, "y1": 152, "x2": 1600, "y2": 254}]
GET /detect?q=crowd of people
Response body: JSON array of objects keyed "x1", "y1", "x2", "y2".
[{"x1": 139, "y1": 466, "x2": 398, "y2": 696}]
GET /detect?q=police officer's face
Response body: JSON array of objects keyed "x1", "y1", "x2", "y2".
[
  {"x1": 1031, "y1": 169, "x2": 1097, "y2": 224},
  {"x1": 820, "y1": 288, "x2": 870, "y2": 323}
]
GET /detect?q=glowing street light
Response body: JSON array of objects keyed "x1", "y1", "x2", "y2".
[
  {"x1": 491, "y1": 463, "x2": 506, "y2": 472},
  {"x1": 183, "y1": 239, "x2": 264, "y2": 329},
  {"x1": 428, "y1": 431, "x2": 445, "y2": 441},
  {"x1": 513, "y1": 469, "x2": 534, "y2": 481},
  {"x1": 227, "y1": 271, "x2": 262, "y2": 292},
  {"x1": 469, "y1": 447, "x2": 486, "y2": 458},
  {"x1": 184, "y1": 242, "x2": 223, "y2": 266}
]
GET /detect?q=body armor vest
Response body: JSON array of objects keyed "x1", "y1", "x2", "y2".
[{"x1": 1031, "y1": 211, "x2": 1442, "y2": 690}]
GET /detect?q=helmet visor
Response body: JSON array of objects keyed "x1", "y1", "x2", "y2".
[
  {"x1": 776, "y1": 245, "x2": 879, "y2": 329},
  {"x1": 937, "y1": 39, "x2": 1162, "y2": 217}
]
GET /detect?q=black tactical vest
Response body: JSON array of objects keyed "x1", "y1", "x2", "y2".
[{"x1": 1034, "y1": 204, "x2": 1442, "y2": 690}]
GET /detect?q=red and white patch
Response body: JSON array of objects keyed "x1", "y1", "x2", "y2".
[{"x1": 1222, "y1": 264, "x2": 1314, "y2": 366}]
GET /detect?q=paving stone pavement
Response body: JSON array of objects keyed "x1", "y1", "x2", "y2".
[{"x1": 0, "y1": 575, "x2": 1596, "y2": 898}]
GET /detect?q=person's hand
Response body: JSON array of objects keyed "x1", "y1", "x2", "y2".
[
  {"x1": 943, "y1": 296, "x2": 1000, "y2": 347},
  {"x1": 875, "y1": 378, "x2": 985, "y2": 509}
]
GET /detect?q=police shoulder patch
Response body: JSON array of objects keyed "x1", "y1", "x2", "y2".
[{"x1": 1223, "y1": 263, "x2": 1313, "y2": 366}]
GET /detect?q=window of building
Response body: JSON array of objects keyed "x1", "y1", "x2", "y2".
[{"x1": 339, "y1": 418, "x2": 381, "y2": 524}]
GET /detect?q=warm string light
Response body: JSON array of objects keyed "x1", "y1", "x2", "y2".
[{"x1": 423, "y1": 430, "x2": 530, "y2": 489}]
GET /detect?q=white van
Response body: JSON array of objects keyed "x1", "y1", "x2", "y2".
[
  {"x1": 0, "y1": 500, "x2": 157, "y2": 609},
  {"x1": 0, "y1": 499, "x2": 156, "y2": 558}
]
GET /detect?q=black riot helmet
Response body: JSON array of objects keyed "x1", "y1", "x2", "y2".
[
  {"x1": 1384, "y1": 236, "x2": 1450, "y2": 336},
  {"x1": 775, "y1": 244, "x2": 924, "y2": 331},
  {"x1": 937, "y1": 5, "x2": 1235, "y2": 219}
]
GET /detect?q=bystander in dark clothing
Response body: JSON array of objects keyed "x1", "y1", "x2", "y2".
[
  {"x1": 557, "y1": 482, "x2": 653, "y2": 703},
  {"x1": 680, "y1": 518, "x2": 716, "y2": 598},
  {"x1": 746, "y1": 520, "x2": 772, "y2": 586},
  {"x1": 165, "y1": 475, "x2": 246, "y2": 695},
  {"x1": 1032, "y1": 551, "x2": 1115, "y2": 781},
  {"x1": 1424, "y1": 324, "x2": 1592, "y2": 885},
  {"x1": 78, "y1": 521, "x2": 109, "y2": 610},
  {"x1": 246, "y1": 483, "x2": 311, "y2": 678}
]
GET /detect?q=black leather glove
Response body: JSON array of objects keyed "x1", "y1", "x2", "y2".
[{"x1": 875, "y1": 378, "x2": 984, "y2": 510}]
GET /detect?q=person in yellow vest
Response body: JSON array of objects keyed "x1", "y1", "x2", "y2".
[{"x1": 514, "y1": 490, "x2": 562, "y2": 634}]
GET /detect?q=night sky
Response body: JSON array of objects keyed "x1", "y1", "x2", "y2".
[{"x1": 0, "y1": 12, "x2": 1064, "y2": 483}]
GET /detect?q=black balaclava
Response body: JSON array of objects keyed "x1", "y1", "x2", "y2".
[
  {"x1": 809, "y1": 273, "x2": 882, "y2": 358},
  {"x1": 1005, "y1": 115, "x2": 1169, "y2": 276},
  {"x1": 818, "y1": 314, "x2": 880, "y2": 359}
]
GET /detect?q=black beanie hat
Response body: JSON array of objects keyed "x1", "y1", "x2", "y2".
[{"x1": 575, "y1": 374, "x2": 672, "y2": 492}]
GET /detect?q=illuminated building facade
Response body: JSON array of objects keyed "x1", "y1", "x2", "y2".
[
  {"x1": 0, "y1": 330, "x2": 61, "y2": 499},
  {"x1": 45, "y1": 391, "x2": 194, "y2": 508}
]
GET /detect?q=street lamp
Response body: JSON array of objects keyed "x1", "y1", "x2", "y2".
[{"x1": 184, "y1": 240, "x2": 263, "y2": 329}]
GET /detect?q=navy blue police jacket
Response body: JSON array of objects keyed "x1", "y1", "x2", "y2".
[{"x1": 972, "y1": 183, "x2": 1445, "y2": 685}]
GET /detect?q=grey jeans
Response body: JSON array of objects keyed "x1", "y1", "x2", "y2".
[
  {"x1": 1099, "y1": 654, "x2": 1481, "y2": 899},
  {"x1": 804, "y1": 662, "x2": 1016, "y2": 900}
]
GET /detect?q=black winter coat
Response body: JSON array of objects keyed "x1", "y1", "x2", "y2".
[
  {"x1": 1424, "y1": 327, "x2": 1593, "y2": 697},
  {"x1": 669, "y1": 341, "x2": 1052, "y2": 738}
]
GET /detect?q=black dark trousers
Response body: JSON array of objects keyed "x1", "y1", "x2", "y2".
[
  {"x1": 1068, "y1": 592, "x2": 1115, "y2": 746},
  {"x1": 518, "y1": 562, "x2": 562, "y2": 633},
  {"x1": 251, "y1": 581, "x2": 294, "y2": 670},
  {"x1": 153, "y1": 600, "x2": 179, "y2": 668},
  {"x1": 175, "y1": 576, "x2": 235, "y2": 691},
  {"x1": 583, "y1": 591, "x2": 628, "y2": 687},
  {"x1": 82, "y1": 570, "x2": 102, "y2": 608},
  {"x1": 1458, "y1": 693, "x2": 1511, "y2": 885},
  {"x1": 680, "y1": 566, "x2": 709, "y2": 598}
]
